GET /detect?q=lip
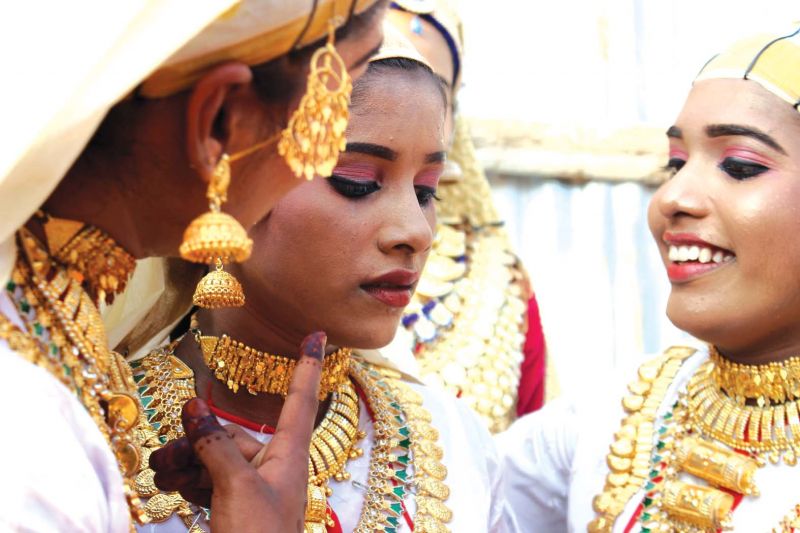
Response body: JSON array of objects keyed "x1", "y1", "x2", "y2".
[
  {"x1": 662, "y1": 232, "x2": 728, "y2": 250},
  {"x1": 661, "y1": 231, "x2": 735, "y2": 283},
  {"x1": 360, "y1": 269, "x2": 419, "y2": 308}
]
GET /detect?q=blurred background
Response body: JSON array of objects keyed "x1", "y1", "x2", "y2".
[{"x1": 456, "y1": 1, "x2": 799, "y2": 397}]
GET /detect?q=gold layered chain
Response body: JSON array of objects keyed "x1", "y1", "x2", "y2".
[
  {"x1": 4, "y1": 228, "x2": 147, "y2": 528},
  {"x1": 348, "y1": 360, "x2": 452, "y2": 533}
]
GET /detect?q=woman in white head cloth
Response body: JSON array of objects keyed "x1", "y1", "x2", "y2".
[
  {"x1": 0, "y1": 1, "x2": 386, "y2": 531},
  {"x1": 498, "y1": 23, "x2": 800, "y2": 532}
]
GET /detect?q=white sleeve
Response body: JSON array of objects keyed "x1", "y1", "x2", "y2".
[
  {"x1": 0, "y1": 320, "x2": 130, "y2": 532},
  {"x1": 494, "y1": 398, "x2": 580, "y2": 532}
]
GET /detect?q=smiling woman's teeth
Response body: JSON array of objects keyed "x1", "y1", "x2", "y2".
[{"x1": 668, "y1": 245, "x2": 733, "y2": 264}]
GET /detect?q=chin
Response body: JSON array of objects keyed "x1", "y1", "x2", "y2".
[
  {"x1": 666, "y1": 296, "x2": 729, "y2": 347},
  {"x1": 330, "y1": 319, "x2": 400, "y2": 350}
]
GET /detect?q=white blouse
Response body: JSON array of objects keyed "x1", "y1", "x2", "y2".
[
  {"x1": 497, "y1": 345, "x2": 800, "y2": 532},
  {"x1": 0, "y1": 292, "x2": 130, "y2": 532}
]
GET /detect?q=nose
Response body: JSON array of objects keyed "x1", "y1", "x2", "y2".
[
  {"x1": 377, "y1": 188, "x2": 434, "y2": 256},
  {"x1": 655, "y1": 160, "x2": 711, "y2": 221}
]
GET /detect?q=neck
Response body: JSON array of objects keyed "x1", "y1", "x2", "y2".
[
  {"x1": 714, "y1": 336, "x2": 800, "y2": 366},
  {"x1": 176, "y1": 307, "x2": 331, "y2": 428},
  {"x1": 40, "y1": 149, "x2": 203, "y2": 260}
]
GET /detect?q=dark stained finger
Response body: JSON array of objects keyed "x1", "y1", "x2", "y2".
[
  {"x1": 153, "y1": 466, "x2": 204, "y2": 493},
  {"x1": 256, "y1": 332, "x2": 325, "y2": 482},
  {"x1": 149, "y1": 437, "x2": 197, "y2": 473},
  {"x1": 181, "y1": 398, "x2": 252, "y2": 483},
  {"x1": 178, "y1": 487, "x2": 212, "y2": 509}
]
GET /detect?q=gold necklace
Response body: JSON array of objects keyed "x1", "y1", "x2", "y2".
[
  {"x1": 399, "y1": 221, "x2": 529, "y2": 433},
  {"x1": 709, "y1": 346, "x2": 800, "y2": 407},
  {"x1": 35, "y1": 211, "x2": 136, "y2": 306},
  {"x1": 688, "y1": 350, "x2": 800, "y2": 465},
  {"x1": 348, "y1": 359, "x2": 452, "y2": 533},
  {"x1": 132, "y1": 345, "x2": 366, "y2": 531},
  {"x1": 5, "y1": 228, "x2": 146, "y2": 527},
  {"x1": 592, "y1": 346, "x2": 800, "y2": 533},
  {"x1": 194, "y1": 330, "x2": 351, "y2": 400},
  {"x1": 132, "y1": 348, "x2": 453, "y2": 532},
  {"x1": 588, "y1": 346, "x2": 697, "y2": 533}
]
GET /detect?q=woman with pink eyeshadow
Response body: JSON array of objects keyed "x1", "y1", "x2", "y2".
[
  {"x1": 384, "y1": 1, "x2": 549, "y2": 436},
  {"x1": 498, "y1": 24, "x2": 800, "y2": 533},
  {"x1": 139, "y1": 29, "x2": 505, "y2": 533}
]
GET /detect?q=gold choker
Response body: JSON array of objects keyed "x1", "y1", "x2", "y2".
[
  {"x1": 710, "y1": 345, "x2": 800, "y2": 406},
  {"x1": 194, "y1": 331, "x2": 351, "y2": 400}
]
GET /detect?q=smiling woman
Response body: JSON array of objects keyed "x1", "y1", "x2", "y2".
[
  {"x1": 497, "y1": 23, "x2": 800, "y2": 533},
  {"x1": 136, "y1": 27, "x2": 503, "y2": 532}
]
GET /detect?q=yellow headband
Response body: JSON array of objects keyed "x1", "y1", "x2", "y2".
[
  {"x1": 696, "y1": 23, "x2": 800, "y2": 110},
  {"x1": 141, "y1": 0, "x2": 379, "y2": 98}
]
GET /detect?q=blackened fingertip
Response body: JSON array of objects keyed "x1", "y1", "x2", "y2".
[
  {"x1": 182, "y1": 398, "x2": 225, "y2": 442},
  {"x1": 182, "y1": 397, "x2": 212, "y2": 419},
  {"x1": 300, "y1": 331, "x2": 327, "y2": 361},
  {"x1": 149, "y1": 437, "x2": 194, "y2": 471}
]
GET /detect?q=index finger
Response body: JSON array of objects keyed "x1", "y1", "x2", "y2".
[{"x1": 255, "y1": 331, "x2": 326, "y2": 483}]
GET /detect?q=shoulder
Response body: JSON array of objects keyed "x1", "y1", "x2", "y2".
[{"x1": 0, "y1": 307, "x2": 130, "y2": 531}]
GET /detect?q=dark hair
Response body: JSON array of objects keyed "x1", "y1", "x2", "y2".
[
  {"x1": 351, "y1": 56, "x2": 449, "y2": 111},
  {"x1": 251, "y1": 0, "x2": 387, "y2": 102}
]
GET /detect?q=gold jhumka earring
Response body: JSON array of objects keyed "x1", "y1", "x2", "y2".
[
  {"x1": 180, "y1": 155, "x2": 252, "y2": 309},
  {"x1": 278, "y1": 20, "x2": 352, "y2": 181},
  {"x1": 182, "y1": 15, "x2": 353, "y2": 309}
]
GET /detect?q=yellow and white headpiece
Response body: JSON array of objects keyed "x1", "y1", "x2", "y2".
[
  {"x1": 391, "y1": 0, "x2": 463, "y2": 88},
  {"x1": 696, "y1": 23, "x2": 800, "y2": 111},
  {"x1": 369, "y1": 21, "x2": 433, "y2": 68}
]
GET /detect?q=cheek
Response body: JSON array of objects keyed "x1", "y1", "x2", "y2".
[
  {"x1": 227, "y1": 155, "x2": 299, "y2": 228},
  {"x1": 727, "y1": 176, "x2": 800, "y2": 271},
  {"x1": 647, "y1": 188, "x2": 666, "y2": 240}
]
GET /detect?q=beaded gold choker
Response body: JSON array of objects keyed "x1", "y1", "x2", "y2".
[
  {"x1": 709, "y1": 345, "x2": 800, "y2": 406},
  {"x1": 194, "y1": 331, "x2": 351, "y2": 400}
]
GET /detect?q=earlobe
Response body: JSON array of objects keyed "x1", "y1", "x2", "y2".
[{"x1": 186, "y1": 62, "x2": 253, "y2": 183}]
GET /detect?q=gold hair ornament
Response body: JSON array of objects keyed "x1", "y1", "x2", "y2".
[{"x1": 279, "y1": 20, "x2": 352, "y2": 181}]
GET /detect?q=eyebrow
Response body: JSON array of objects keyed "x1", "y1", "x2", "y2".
[
  {"x1": 350, "y1": 40, "x2": 383, "y2": 71},
  {"x1": 666, "y1": 126, "x2": 682, "y2": 139},
  {"x1": 705, "y1": 124, "x2": 786, "y2": 155},
  {"x1": 345, "y1": 143, "x2": 447, "y2": 165},
  {"x1": 346, "y1": 142, "x2": 397, "y2": 161},
  {"x1": 425, "y1": 151, "x2": 447, "y2": 164}
]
